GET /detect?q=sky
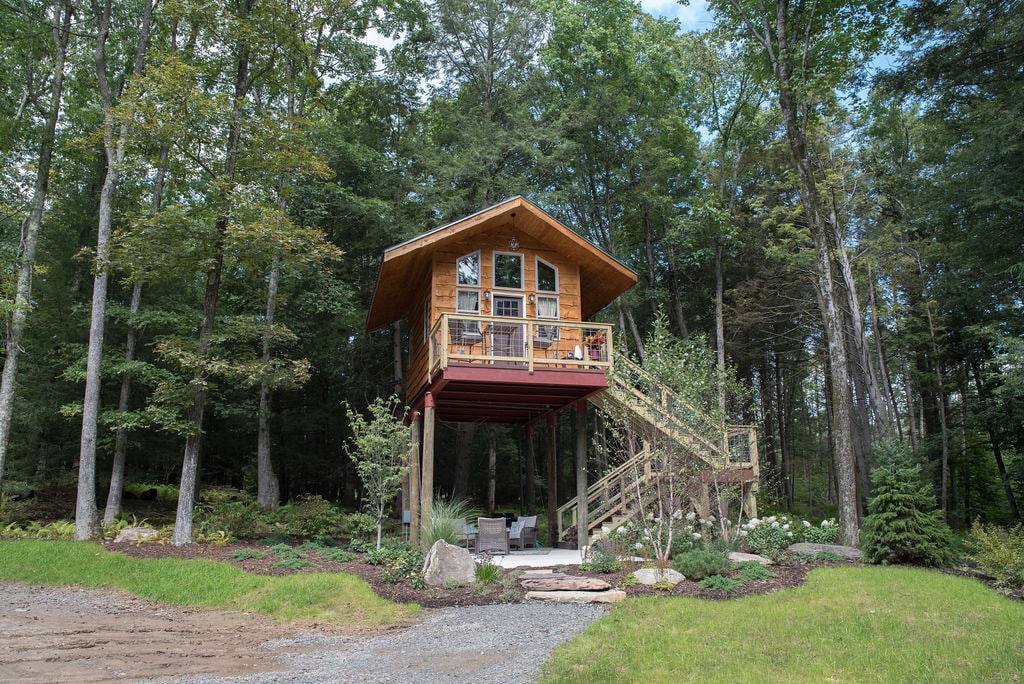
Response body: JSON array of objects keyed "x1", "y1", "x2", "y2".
[{"x1": 641, "y1": 0, "x2": 715, "y2": 32}]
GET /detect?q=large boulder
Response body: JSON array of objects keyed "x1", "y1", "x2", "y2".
[
  {"x1": 631, "y1": 567, "x2": 685, "y2": 586},
  {"x1": 113, "y1": 527, "x2": 160, "y2": 543},
  {"x1": 728, "y1": 551, "x2": 774, "y2": 566},
  {"x1": 422, "y1": 540, "x2": 477, "y2": 587},
  {"x1": 787, "y1": 542, "x2": 862, "y2": 560}
]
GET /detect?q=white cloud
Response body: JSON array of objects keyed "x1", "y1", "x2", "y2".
[{"x1": 641, "y1": 0, "x2": 715, "y2": 33}]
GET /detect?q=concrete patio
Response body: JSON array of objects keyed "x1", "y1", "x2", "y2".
[{"x1": 488, "y1": 548, "x2": 583, "y2": 568}]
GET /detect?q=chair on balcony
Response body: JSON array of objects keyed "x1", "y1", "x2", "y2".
[
  {"x1": 532, "y1": 325, "x2": 557, "y2": 356},
  {"x1": 475, "y1": 516, "x2": 509, "y2": 555},
  {"x1": 449, "y1": 318, "x2": 483, "y2": 352},
  {"x1": 509, "y1": 515, "x2": 537, "y2": 550}
]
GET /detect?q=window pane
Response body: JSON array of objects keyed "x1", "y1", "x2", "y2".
[
  {"x1": 537, "y1": 261, "x2": 557, "y2": 292},
  {"x1": 537, "y1": 296, "x2": 558, "y2": 319},
  {"x1": 457, "y1": 290, "x2": 479, "y2": 313},
  {"x1": 457, "y1": 253, "x2": 479, "y2": 286},
  {"x1": 494, "y1": 253, "x2": 522, "y2": 289}
]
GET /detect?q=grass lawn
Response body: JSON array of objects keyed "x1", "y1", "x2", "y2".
[
  {"x1": 540, "y1": 565, "x2": 1024, "y2": 683},
  {"x1": 0, "y1": 540, "x2": 419, "y2": 627}
]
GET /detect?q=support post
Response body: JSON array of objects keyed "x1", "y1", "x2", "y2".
[
  {"x1": 575, "y1": 400, "x2": 588, "y2": 550},
  {"x1": 525, "y1": 423, "x2": 535, "y2": 515},
  {"x1": 409, "y1": 411, "x2": 422, "y2": 547},
  {"x1": 546, "y1": 413, "x2": 558, "y2": 547},
  {"x1": 421, "y1": 392, "x2": 436, "y2": 540}
]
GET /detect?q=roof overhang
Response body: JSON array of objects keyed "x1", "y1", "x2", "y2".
[{"x1": 366, "y1": 196, "x2": 637, "y2": 331}]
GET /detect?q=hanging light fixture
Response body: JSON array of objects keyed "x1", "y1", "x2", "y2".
[{"x1": 509, "y1": 212, "x2": 520, "y2": 251}]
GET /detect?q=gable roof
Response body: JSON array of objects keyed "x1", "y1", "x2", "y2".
[{"x1": 366, "y1": 196, "x2": 637, "y2": 331}]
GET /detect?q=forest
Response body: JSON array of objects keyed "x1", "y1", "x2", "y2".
[{"x1": 1, "y1": 0, "x2": 1021, "y2": 543}]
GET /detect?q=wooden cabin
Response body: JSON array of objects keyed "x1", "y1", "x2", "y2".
[
  {"x1": 366, "y1": 196, "x2": 637, "y2": 544},
  {"x1": 367, "y1": 196, "x2": 637, "y2": 424}
]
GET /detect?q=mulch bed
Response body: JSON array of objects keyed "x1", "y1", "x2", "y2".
[{"x1": 104, "y1": 539, "x2": 822, "y2": 608}]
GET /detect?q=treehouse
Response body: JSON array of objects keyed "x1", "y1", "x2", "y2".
[{"x1": 367, "y1": 196, "x2": 758, "y2": 549}]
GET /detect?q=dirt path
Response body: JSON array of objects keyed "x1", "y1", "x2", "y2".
[{"x1": 0, "y1": 582, "x2": 340, "y2": 683}]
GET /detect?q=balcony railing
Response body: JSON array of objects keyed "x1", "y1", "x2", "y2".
[{"x1": 429, "y1": 313, "x2": 614, "y2": 376}]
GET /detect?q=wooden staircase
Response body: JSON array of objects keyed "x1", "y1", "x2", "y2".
[{"x1": 557, "y1": 357, "x2": 759, "y2": 547}]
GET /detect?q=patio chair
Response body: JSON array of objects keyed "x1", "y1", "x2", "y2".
[
  {"x1": 475, "y1": 516, "x2": 509, "y2": 555},
  {"x1": 509, "y1": 515, "x2": 537, "y2": 550}
]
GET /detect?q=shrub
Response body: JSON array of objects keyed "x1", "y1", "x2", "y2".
[
  {"x1": 734, "y1": 560, "x2": 777, "y2": 582},
  {"x1": 738, "y1": 515, "x2": 795, "y2": 559},
  {"x1": 270, "y1": 557, "x2": 313, "y2": 571},
  {"x1": 966, "y1": 519, "x2": 1024, "y2": 591},
  {"x1": 276, "y1": 495, "x2": 341, "y2": 538},
  {"x1": 380, "y1": 547, "x2": 425, "y2": 585},
  {"x1": 860, "y1": 443, "x2": 954, "y2": 567},
  {"x1": 801, "y1": 518, "x2": 840, "y2": 545},
  {"x1": 475, "y1": 560, "x2": 501, "y2": 584},
  {"x1": 672, "y1": 548, "x2": 730, "y2": 580},
  {"x1": 698, "y1": 574, "x2": 743, "y2": 591},
  {"x1": 422, "y1": 498, "x2": 477, "y2": 548},
  {"x1": 814, "y1": 551, "x2": 843, "y2": 562},
  {"x1": 339, "y1": 512, "x2": 378, "y2": 542},
  {"x1": 230, "y1": 548, "x2": 267, "y2": 561},
  {"x1": 195, "y1": 488, "x2": 269, "y2": 539},
  {"x1": 316, "y1": 547, "x2": 354, "y2": 563},
  {"x1": 582, "y1": 539, "x2": 619, "y2": 573}
]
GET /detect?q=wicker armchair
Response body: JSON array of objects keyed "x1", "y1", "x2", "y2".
[
  {"x1": 509, "y1": 515, "x2": 537, "y2": 550},
  {"x1": 475, "y1": 517, "x2": 509, "y2": 555}
]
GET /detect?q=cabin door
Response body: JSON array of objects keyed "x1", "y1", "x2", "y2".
[{"x1": 491, "y1": 295, "x2": 524, "y2": 362}]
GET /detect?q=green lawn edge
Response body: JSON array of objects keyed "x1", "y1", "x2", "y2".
[
  {"x1": 539, "y1": 565, "x2": 1024, "y2": 684},
  {"x1": 0, "y1": 540, "x2": 419, "y2": 627}
]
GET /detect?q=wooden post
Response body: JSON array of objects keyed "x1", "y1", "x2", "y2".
[
  {"x1": 525, "y1": 423, "x2": 535, "y2": 515},
  {"x1": 575, "y1": 400, "x2": 588, "y2": 549},
  {"x1": 409, "y1": 411, "x2": 421, "y2": 547},
  {"x1": 546, "y1": 413, "x2": 558, "y2": 547},
  {"x1": 421, "y1": 392, "x2": 436, "y2": 539}
]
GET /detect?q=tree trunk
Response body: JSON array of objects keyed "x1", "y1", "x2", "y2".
[
  {"x1": 173, "y1": 0, "x2": 252, "y2": 545},
  {"x1": 0, "y1": 0, "x2": 71, "y2": 494},
  {"x1": 970, "y1": 361, "x2": 1021, "y2": 522},
  {"x1": 256, "y1": 256, "x2": 282, "y2": 511}
]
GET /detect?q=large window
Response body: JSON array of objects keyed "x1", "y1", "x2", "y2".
[
  {"x1": 536, "y1": 258, "x2": 558, "y2": 293},
  {"x1": 494, "y1": 252, "x2": 523, "y2": 289},
  {"x1": 457, "y1": 251, "x2": 480, "y2": 286}
]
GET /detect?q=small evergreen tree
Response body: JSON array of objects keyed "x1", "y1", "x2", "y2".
[
  {"x1": 344, "y1": 396, "x2": 410, "y2": 550},
  {"x1": 860, "y1": 442, "x2": 955, "y2": 567}
]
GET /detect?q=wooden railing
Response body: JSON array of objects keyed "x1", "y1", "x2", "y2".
[
  {"x1": 559, "y1": 356, "x2": 759, "y2": 544},
  {"x1": 429, "y1": 313, "x2": 614, "y2": 376}
]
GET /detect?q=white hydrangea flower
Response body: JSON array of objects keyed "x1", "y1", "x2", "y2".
[
  {"x1": 686, "y1": 511, "x2": 697, "y2": 521},
  {"x1": 803, "y1": 520, "x2": 811, "y2": 528},
  {"x1": 692, "y1": 532, "x2": 701, "y2": 540},
  {"x1": 771, "y1": 521, "x2": 780, "y2": 529}
]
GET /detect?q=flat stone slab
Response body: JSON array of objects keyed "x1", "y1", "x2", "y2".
[
  {"x1": 787, "y1": 542, "x2": 862, "y2": 560},
  {"x1": 525, "y1": 589, "x2": 627, "y2": 604},
  {"x1": 520, "y1": 577, "x2": 612, "y2": 591},
  {"x1": 113, "y1": 527, "x2": 159, "y2": 543},
  {"x1": 631, "y1": 568, "x2": 684, "y2": 586},
  {"x1": 728, "y1": 552, "x2": 774, "y2": 566}
]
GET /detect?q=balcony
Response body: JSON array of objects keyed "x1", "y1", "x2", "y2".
[{"x1": 418, "y1": 313, "x2": 615, "y2": 423}]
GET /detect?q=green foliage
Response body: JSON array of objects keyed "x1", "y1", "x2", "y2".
[
  {"x1": 422, "y1": 498, "x2": 477, "y2": 548},
  {"x1": 316, "y1": 547, "x2": 355, "y2": 563},
  {"x1": 966, "y1": 520, "x2": 1024, "y2": 591},
  {"x1": 800, "y1": 518, "x2": 840, "y2": 545},
  {"x1": 0, "y1": 520, "x2": 77, "y2": 540},
  {"x1": 195, "y1": 488, "x2": 270, "y2": 540},
  {"x1": 582, "y1": 539, "x2": 620, "y2": 573},
  {"x1": 672, "y1": 548, "x2": 730, "y2": 580},
  {"x1": 229, "y1": 548, "x2": 267, "y2": 561},
  {"x1": 270, "y1": 556, "x2": 313, "y2": 571},
  {"x1": 861, "y1": 443, "x2": 955, "y2": 567},
  {"x1": 275, "y1": 495, "x2": 341, "y2": 538},
  {"x1": 377, "y1": 546, "x2": 425, "y2": 586},
  {"x1": 698, "y1": 574, "x2": 743, "y2": 591},
  {"x1": 475, "y1": 560, "x2": 501, "y2": 584},
  {"x1": 339, "y1": 512, "x2": 378, "y2": 542},
  {"x1": 739, "y1": 515, "x2": 796, "y2": 559},
  {"x1": 734, "y1": 560, "x2": 777, "y2": 582},
  {"x1": 814, "y1": 551, "x2": 844, "y2": 562},
  {"x1": 344, "y1": 396, "x2": 410, "y2": 550}
]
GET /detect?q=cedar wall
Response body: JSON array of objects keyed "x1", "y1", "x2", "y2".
[{"x1": 405, "y1": 232, "x2": 583, "y2": 402}]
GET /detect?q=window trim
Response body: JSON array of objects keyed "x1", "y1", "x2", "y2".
[
  {"x1": 535, "y1": 257, "x2": 559, "y2": 293},
  {"x1": 492, "y1": 251, "x2": 524, "y2": 291}
]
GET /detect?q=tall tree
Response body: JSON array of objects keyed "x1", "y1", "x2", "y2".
[
  {"x1": 707, "y1": 0, "x2": 897, "y2": 544},
  {"x1": 0, "y1": 0, "x2": 73, "y2": 493}
]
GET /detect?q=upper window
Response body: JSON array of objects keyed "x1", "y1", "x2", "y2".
[
  {"x1": 494, "y1": 252, "x2": 523, "y2": 289},
  {"x1": 457, "y1": 251, "x2": 480, "y2": 286},
  {"x1": 536, "y1": 259, "x2": 558, "y2": 293}
]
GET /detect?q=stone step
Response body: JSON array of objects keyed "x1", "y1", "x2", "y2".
[
  {"x1": 520, "y1": 577, "x2": 612, "y2": 591},
  {"x1": 525, "y1": 589, "x2": 627, "y2": 604}
]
